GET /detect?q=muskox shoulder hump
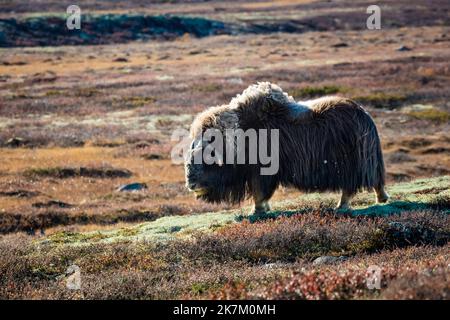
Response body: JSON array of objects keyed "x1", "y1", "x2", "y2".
[
  {"x1": 230, "y1": 82, "x2": 313, "y2": 122},
  {"x1": 230, "y1": 82, "x2": 295, "y2": 110},
  {"x1": 302, "y1": 96, "x2": 360, "y2": 112}
]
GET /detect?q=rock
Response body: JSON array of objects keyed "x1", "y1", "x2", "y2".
[
  {"x1": 188, "y1": 49, "x2": 203, "y2": 55},
  {"x1": 116, "y1": 182, "x2": 148, "y2": 192},
  {"x1": 1, "y1": 61, "x2": 27, "y2": 66},
  {"x1": 80, "y1": 167, "x2": 132, "y2": 178},
  {"x1": 143, "y1": 153, "x2": 163, "y2": 160},
  {"x1": 6, "y1": 137, "x2": 27, "y2": 147},
  {"x1": 32, "y1": 200, "x2": 73, "y2": 208},
  {"x1": 0, "y1": 189, "x2": 40, "y2": 198},
  {"x1": 24, "y1": 166, "x2": 132, "y2": 179},
  {"x1": 397, "y1": 45, "x2": 412, "y2": 51},
  {"x1": 312, "y1": 255, "x2": 348, "y2": 266},
  {"x1": 262, "y1": 263, "x2": 288, "y2": 269},
  {"x1": 331, "y1": 42, "x2": 348, "y2": 48},
  {"x1": 113, "y1": 57, "x2": 128, "y2": 62},
  {"x1": 226, "y1": 77, "x2": 243, "y2": 85}
]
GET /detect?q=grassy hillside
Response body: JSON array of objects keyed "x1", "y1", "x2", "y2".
[{"x1": 1, "y1": 176, "x2": 448, "y2": 299}]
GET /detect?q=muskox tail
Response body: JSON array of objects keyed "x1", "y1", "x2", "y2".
[
  {"x1": 311, "y1": 98, "x2": 386, "y2": 194},
  {"x1": 356, "y1": 107, "x2": 386, "y2": 192}
]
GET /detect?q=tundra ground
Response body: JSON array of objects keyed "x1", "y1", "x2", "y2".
[{"x1": 0, "y1": 0, "x2": 449, "y2": 299}]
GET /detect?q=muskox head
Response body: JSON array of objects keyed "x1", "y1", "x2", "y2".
[
  {"x1": 184, "y1": 106, "x2": 248, "y2": 204},
  {"x1": 184, "y1": 83, "x2": 291, "y2": 204}
]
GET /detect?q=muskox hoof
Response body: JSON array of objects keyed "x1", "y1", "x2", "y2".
[
  {"x1": 253, "y1": 202, "x2": 270, "y2": 215},
  {"x1": 252, "y1": 209, "x2": 267, "y2": 216},
  {"x1": 377, "y1": 194, "x2": 389, "y2": 203},
  {"x1": 376, "y1": 189, "x2": 390, "y2": 204}
]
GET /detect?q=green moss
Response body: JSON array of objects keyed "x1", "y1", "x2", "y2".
[
  {"x1": 346, "y1": 228, "x2": 386, "y2": 254},
  {"x1": 408, "y1": 109, "x2": 450, "y2": 123},
  {"x1": 45, "y1": 90, "x2": 64, "y2": 97},
  {"x1": 192, "y1": 83, "x2": 223, "y2": 93},
  {"x1": 47, "y1": 231, "x2": 108, "y2": 244},
  {"x1": 117, "y1": 227, "x2": 140, "y2": 237},
  {"x1": 290, "y1": 85, "x2": 343, "y2": 98},
  {"x1": 75, "y1": 88, "x2": 100, "y2": 97},
  {"x1": 236, "y1": 208, "x2": 311, "y2": 223},
  {"x1": 30, "y1": 265, "x2": 62, "y2": 280},
  {"x1": 118, "y1": 96, "x2": 157, "y2": 108},
  {"x1": 157, "y1": 225, "x2": 183, "y2": 234},
  {"x1": 388, "y1": 176, "x2": 449, "y2": 195},
  {"x1": 8, "y1": 92, "x2": 34, "y2": 99},
  {"x1": 352, "y1": 201, "x2": 435, "y2": 216},
  {"x1": 191, "y1": 282, "x2": 209, "y2": 295},
  {"x1": 352, "y1": 92, "x2": 408, "y2": 109},
  {"x1": 24, "y1": 167, "x2": 61, "y2": 178}
]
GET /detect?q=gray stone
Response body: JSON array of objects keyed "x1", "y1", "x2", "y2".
[
  {"x1": 397, "y1": 45, "x2": 412, "y2": 51},
  {"x1": 331, "y1": 42, "x2": 348, "y2": 48},
  {"x1": 6, "y1": 137, "x2": 26, "y2": 147},
  {"x1": 312, "y1": 255, "x2": 348, "y2": 266},
  {"x1": 116, "y1": 182, "x2": 147, "y2": 192}
]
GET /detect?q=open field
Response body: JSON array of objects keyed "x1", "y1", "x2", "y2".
[
  {"x1": 0, "y1": 0, "x2": 449, "y2": 299},
  {"x1": 1, "y1": 176, "x2": 449, "y2": 299}
]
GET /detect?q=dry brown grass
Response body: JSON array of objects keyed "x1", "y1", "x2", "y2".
[
  {"x1": 0, "y1": 211, "x2": 448, "y2": 299},
  {"x1": 173, "y1": 211, "x2": 450, "y2": 263}
]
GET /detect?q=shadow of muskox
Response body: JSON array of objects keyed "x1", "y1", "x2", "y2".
[{"x1": 236, "y1": 200, "x2": 447, "y2": 223}]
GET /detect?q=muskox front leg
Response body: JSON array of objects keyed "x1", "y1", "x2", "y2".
[
  {"x1": 374, "y1": 185, "x2": 389, "y2": 204},
  {"x1": 336, "y1": 190, "x2": 354, "y2": 211}
]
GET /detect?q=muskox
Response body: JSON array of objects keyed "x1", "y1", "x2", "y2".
[{"x1": 185, "y1": 82, "x2": 389, "y2": 213}]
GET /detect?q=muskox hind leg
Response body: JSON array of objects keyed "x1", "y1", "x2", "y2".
[
  {"x1": 253, "y1": 198, "x2": 271, "y2": 215},
  {"x1": 374, "y1": 185, "x2": 389, "y2": 204},
  {"x1": 251, "y1": 179, "x2": 277, "y2": 215},
  {"x1": 336, "y1": 190, "x2": 354, "y2": 211}
]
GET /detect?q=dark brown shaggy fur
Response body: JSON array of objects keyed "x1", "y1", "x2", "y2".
[{"x1": 185, "y1": 82, "x2": 387, "y2": 211}]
